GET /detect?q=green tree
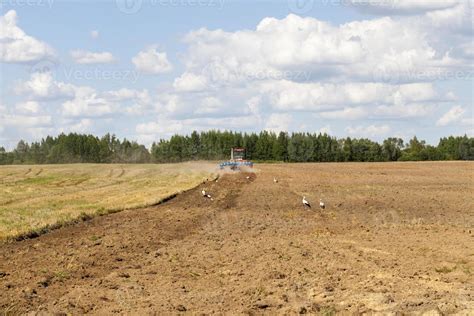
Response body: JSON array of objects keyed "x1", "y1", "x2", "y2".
[
  {"x1": 382, "y1": 138, "x2": 404, "y2": 161},
  {"x1": 400, "y1": 136, "x2": 426, "y2": 161},
  {"x1": 273, "y1": 131, "x2": 289, "y2": 161}
]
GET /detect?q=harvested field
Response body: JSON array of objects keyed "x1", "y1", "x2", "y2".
[
  {"x1": 0, "y1": 162, "x2": 473, "y2": 314},
  {"x1": 0, "y1": 163, "x2": 215, "y2": 239}
]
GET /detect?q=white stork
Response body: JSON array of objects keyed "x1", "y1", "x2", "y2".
[
  {"x1": 246, "y1": 176, "x2": 250, "y2": 180},
  {"x1": 201, "y1": 189, "x2": 212, "y2": 199},
  {"x1": 319, "y1": 199, "x2": 325, "y2": 210},
  {"x1": 302, "y1": 196, "x2": 311, "y2": 209},
  {"x1": 273, "y1": 177, "x2": 278, "y2": 183}
]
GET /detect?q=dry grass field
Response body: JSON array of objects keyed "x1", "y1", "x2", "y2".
[
  {"x1": 0, "y1": 161, "x2": 473, "y2": 314},
  {"x1": 0, "y1": 163, "x2": 216, "y2": 240}
]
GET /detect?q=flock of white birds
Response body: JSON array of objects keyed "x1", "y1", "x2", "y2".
[{"x1": 201, "y1": 175, "x2": 326, "y2": 210}]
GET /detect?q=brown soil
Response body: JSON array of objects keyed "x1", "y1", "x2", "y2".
[{"x1": 1, "y1": 162, "x2": 473, "y2": 315}]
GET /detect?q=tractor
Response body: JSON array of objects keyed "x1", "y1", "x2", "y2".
[{"x1": 219, "y1": 147, "x2": 254, "y2": 170}]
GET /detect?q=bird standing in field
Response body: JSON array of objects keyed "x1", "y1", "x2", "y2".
[
  {"x1": 273, "y1": 177, "x2": 278, "y2": 183},
  {"x1": 319, "y1": 199, "x2": 325, "y2": 210},
  {"x1": 201, "y1": 189, "x2": 212, "y2": 199},
  {"x1": 302, "y1": 196, "x2": 311, "y2": 209}
]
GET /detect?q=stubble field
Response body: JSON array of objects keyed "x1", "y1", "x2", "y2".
[{"x1": 0, "y1": 163, "x2": 215, "y2": 239}]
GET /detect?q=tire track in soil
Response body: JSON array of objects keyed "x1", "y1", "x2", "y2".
[{"x1": 116, "y1": 168, "x2": 125, "y2": 178}]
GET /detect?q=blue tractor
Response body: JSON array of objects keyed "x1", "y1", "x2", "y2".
[{"x1": 219, "y1": 147, "x2": 253, "y2": 170}]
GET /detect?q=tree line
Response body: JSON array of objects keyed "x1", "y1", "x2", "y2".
[
  {"x1": 1, "y1": 131, "x2": 472, "y2": 165},
  {"x1": 151, "y1": 131, "x2": 473, "y2": 162},
  {"x1": 0, "y1": 133, "x2": 150, "y2": 164}
]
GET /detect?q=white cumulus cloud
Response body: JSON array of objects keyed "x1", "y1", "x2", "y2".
[
  {"x1": 61, "y1": 86, "x2": 117, "y2": 118},
  {"x1": 132, "y1": 47, "x2": 173, "y2": 74},
  {"x1": 173, "y1": 72, "x2": 208, "y2": 92},
  {"x1": 15, "y1": 72, "x2": 76, "y2": 100},
  {"x1": 0, "y1": 10, "x2": 55, "y2": 63},
  {"x1": 436, "y1": 106, "x2": 466, "y2": 126},
  {"x1": 70, "y1": 50, "x2": 116, "y2": 64},
  {"x1": 182, "y1": 13, "x2": 470, "y2": 86},
  {"x1": 265, "y1": 113, "x2": 292, "y2": 132}
]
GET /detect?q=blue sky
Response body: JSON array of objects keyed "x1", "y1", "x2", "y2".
[{"x1": 1, "y1": 0, "x2": 473, "y2": 149}]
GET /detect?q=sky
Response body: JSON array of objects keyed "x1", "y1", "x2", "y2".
[{"x1": 0, "y1": 0, "x2": 473, "y2": 149}]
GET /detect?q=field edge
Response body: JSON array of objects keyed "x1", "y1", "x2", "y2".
[{"x1": 2, "y1": 174, "x2": 219, "y2": 244}]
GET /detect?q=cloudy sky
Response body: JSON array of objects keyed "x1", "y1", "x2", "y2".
[{"x1": 0, "y1": 0, "x2": 472, "y2": 149}]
